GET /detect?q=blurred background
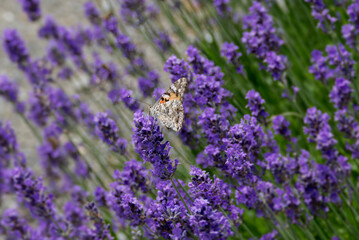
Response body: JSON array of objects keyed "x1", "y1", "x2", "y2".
[{"x1": 0, "y1": 0, "x2": 88, "y2": 162}]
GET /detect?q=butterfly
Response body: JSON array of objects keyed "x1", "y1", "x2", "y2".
[{"x1": 149, "y1": 77, "x2": 187, "y2": 132}]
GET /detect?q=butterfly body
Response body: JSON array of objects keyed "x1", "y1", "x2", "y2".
[{"x1": 149, "y1": 78, "x2": 187, "y2": 132}]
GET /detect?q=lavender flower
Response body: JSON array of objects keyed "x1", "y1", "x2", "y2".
[
  {"x1": 164, "y1": 55, "x2": 189, "y2": 83},
  {"x1": 348, "y1": 1, "x2": 359, "y2": 28},
  {"x1": 91, "y1": 54, "x2": 119, "y2": 85},
  {"x1": 303, "y1": 107, "x2": 330, "y2": 142},
  {"x1": 64, "y1": 142, "x2": 90, "y2": 178},
  {"x1": 18, "y1": 0, "x2": 41, "y2": 21},
  {"x1": 120, "y1": 0, "x2": 147, "y2": 26},
  {"x1": 264, "y1": 51, "x2": 287, "y2": 81},
  {"x1": 309, "y1": 50, "x2": 332, "y2": 83},
  {"x1": 196, "y1": 144, "x2": 225, "y2": 168},
  {"x1": 182, "y1": 45, "x2": 237, "y2": 150},
  {"x1": 193, "y1": 74, "x2": 231, "y2": 108},
  {"x1": 259, "y1": 230, "x2": 278, "y2": 240},
  {"x1": 48, "y1": 87, "x2": 76, "y2": 126},
  {"x1": 273, "y1": 187, "x2": 301, "y2": 222},
  {"x1": 221, "y1": 42, "x2": 243, "y2": 74},
  {"x1": 108, "y1": 88, "x2": 140, "y2": 112},
  {"x1": 63, "y1": 201, "x2": 87, "y2": 238},
  {"x1": 342, "y1": 0, "x2": 359, "y2": 48},
  {"x1": 186, "y1": 45, "x2": 206, "y2": 74},
  {"x1": 189, "y1": 198, "x2": 233, "y2": 239},
  {"x1": 224, "y1": 115, "x2": 264, "y2": 181},
  {"x1": 335, "y1": 110, "x2": 358, "y2": 139},
  {"x1": 265, "y1": 153, "x2": 296, "y2": 184},
  {"x1": 295, "y1": 152, "x2": 344, "y2": 214},
  {"x1": 334, "y1": 110, "x2": 359, "y2": 159},
  {"x1": 326, "y1": 44, "x2": 355, "y2": 80},
  {"x1": 85, "y1": 202, "x2": 113, "y2": 239},
  {"x1": 0, "y1": 75, "x2": 24, "y2": 113},
  {"x1": 70, "y1": 185, "x2": 88, "y2": 204},
  {"x1": 329, "y1": 78, "x2": 353, "y2": 110},
  {"x1": 116, "y1": 34, "x2": 149, "y2": 73},
  {"x1": 342, "y1": 24, "x2": 356, "y2": 48},
  {"x1": 148, "y1": 181, "x2": 187, "y2": 238},
  {"x1": 235, "y1": 185, "x2": 258, "y2": 209},
  {"x1": 213, "y1": 0, "x2": 232, "y2": 17},
  {"x1": 310, "y1": 44, "x2": 355, "y2": 83},
  {"x1": 305, "y1": 0, "x2": 336, "y2": 32},
  {"x1": 138, "y1": 70, "x2": 159, "y2": 97},
  {"x1": 84, "y1": 1, "x2": 102, "y2": 26},
  {"x1": 94, "y1": 186, "x2": 108, "y2": 207},
  {"x1": 153, "y1": 32, "x2": 172, "y2": 52},
  {"x1": 242, "y1": 1, "x2": 286, "y2": 80},
  {"x1": 272, "y1": 115, "x2": 291, "y2": 138},
  {"x1": 38, "y1": 16, "x2": 59, "y2": 39},
  {"x1": 24, "y1": 59, "x2": 52, "y2": 87},
  {"x1": 189, "y1": 166, "x2": 231, "y2": 210},
  {"x1": 3, "y1": 29, "x2": 29, "y2": 69},
  {"x1": 94, "y1": 112, "x2": 128, "y2": 154},
  {"x1": 73, "y1": 97, "x2": 96, "y2": 133},
  {"x1": 11, "y1": 167, "x2": 57, "y2": 220},
  {"x1": 38, "y1": 122, "x2": 66, "y2": 180},
  {"x1": 132, "y1": 111, "x2": 178, "y2": 180},
  {"x1": 56, "y1": 27, "x2": 88, "y2": 72},
  {"x1": 28, "y1": 90, "x2": 51, "y2": 126},
  {"x1": 0, "y1": 120, "x2": 19, "y2": 165},
  {"x1": 46, "y1": 41, "x2": 66, "y2": 67},
  {"x1": 304, "y1": 107, "x2": 341, "y2": 163},
  {"x1": 103, "y1": 14, "x2": 119, "y2": 36},
  {"x1": 108, "y1": 184, "x2": 145, "y2": 226},
  {"x1": 116, "y1": 34, "x2": 138, "y2": 62},
  {"x1": 245, "y1": 89, "x2": 268, "y2": 123},
  {"x1": 0, "y1": 75, "x2": 18, "y2": 104},
  {"x1": 1, "y1": 209, "x2": 38, "y2": 239},
  {"x1": 57, "y1": 67, "x2": 73, "y2": 80},
  {"x1": 119, "y1": 159, "x2": 150, "y2": 193},
  {"x1": 198, "y1": 107, "x2": 229, "y2": 145}
]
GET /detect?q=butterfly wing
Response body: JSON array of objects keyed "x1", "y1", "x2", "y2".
[
  {"x1": 156, "y1": 99, "x2": 184, "y2": 132},
  {"x1": 166, "y1": 77, "x2": 187, "y2": 97},
  {"x1": 150, "y1": 78, "x2": 187, "y2": 132}
]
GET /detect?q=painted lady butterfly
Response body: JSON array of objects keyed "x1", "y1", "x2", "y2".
[{"x1": 149, "y1": 78, "x2": 187, "y2": 132}]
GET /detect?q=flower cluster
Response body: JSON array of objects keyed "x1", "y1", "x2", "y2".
[
  {"x1": 119, "y1": 0, "x2": 147, "y2": 26},
  {"x1": 0, "y1": 75, "x2": 24, "y2": 113},
  {"x1": 245, "y1": 89, "x2": 269, "y2": 123},
  {"x1": 94, "y1": 112, "x2": 128, "y2": 154},
  {"x1": 304, "y1": 0, "x2": 336, "y2": 32},
  {"x1": 132, "y1": 111, "x2": 178, "y2": 180},
  {"x1": 242, "y1": 1, "x2": 287, "y2": 80},
  {"x1": 213, "y1": 0, "x2": 232, "y2": 17},
  {"x1": 1, "y1": 0, "x2": 359, "y2": 239},
  {"x1": 342, "y1": 2, "x2": 359, "y2": 49},
  {"x1": 329, "y1": 78, "x2": 353, "y2": 110},
  {"x1": 0, "y1": 209, "x2": 38, "y2": 239},
  {"x1": 108, "y1": 88, "x2": 140, "y2": 112},
  {"x1": 3, "y1": 29, "x2": 29, "y2": 69},
  {"x1": 189, "y1": 198, "x2": 233, "y2": 239},
  {"x1": 18, "y1": 0, "x2": 41, "y2": 21},
  {"x1": 221, "y1": 42, "x2": 243, "y2": 74},
  {"x1": 153, "y1": 32, "x2": 172, "y2": 53},
  {"x1": 164, "y1": 55, "x2": 189, "y2": 83},
  {"x1": 309, "y1": 44, "x2": 355, "y2": 83}
]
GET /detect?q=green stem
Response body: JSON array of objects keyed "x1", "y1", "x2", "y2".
[
  {"x1": 171, "y1": 178, "x2": 192, "y2": 214},
  {"x1": 175, "y1": 178, "x2": 193, "y2": 202}
]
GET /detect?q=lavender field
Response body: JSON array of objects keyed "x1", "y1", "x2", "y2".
[{"x1": 0, "y1": 0, "x2": 359, "y2": 239}]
